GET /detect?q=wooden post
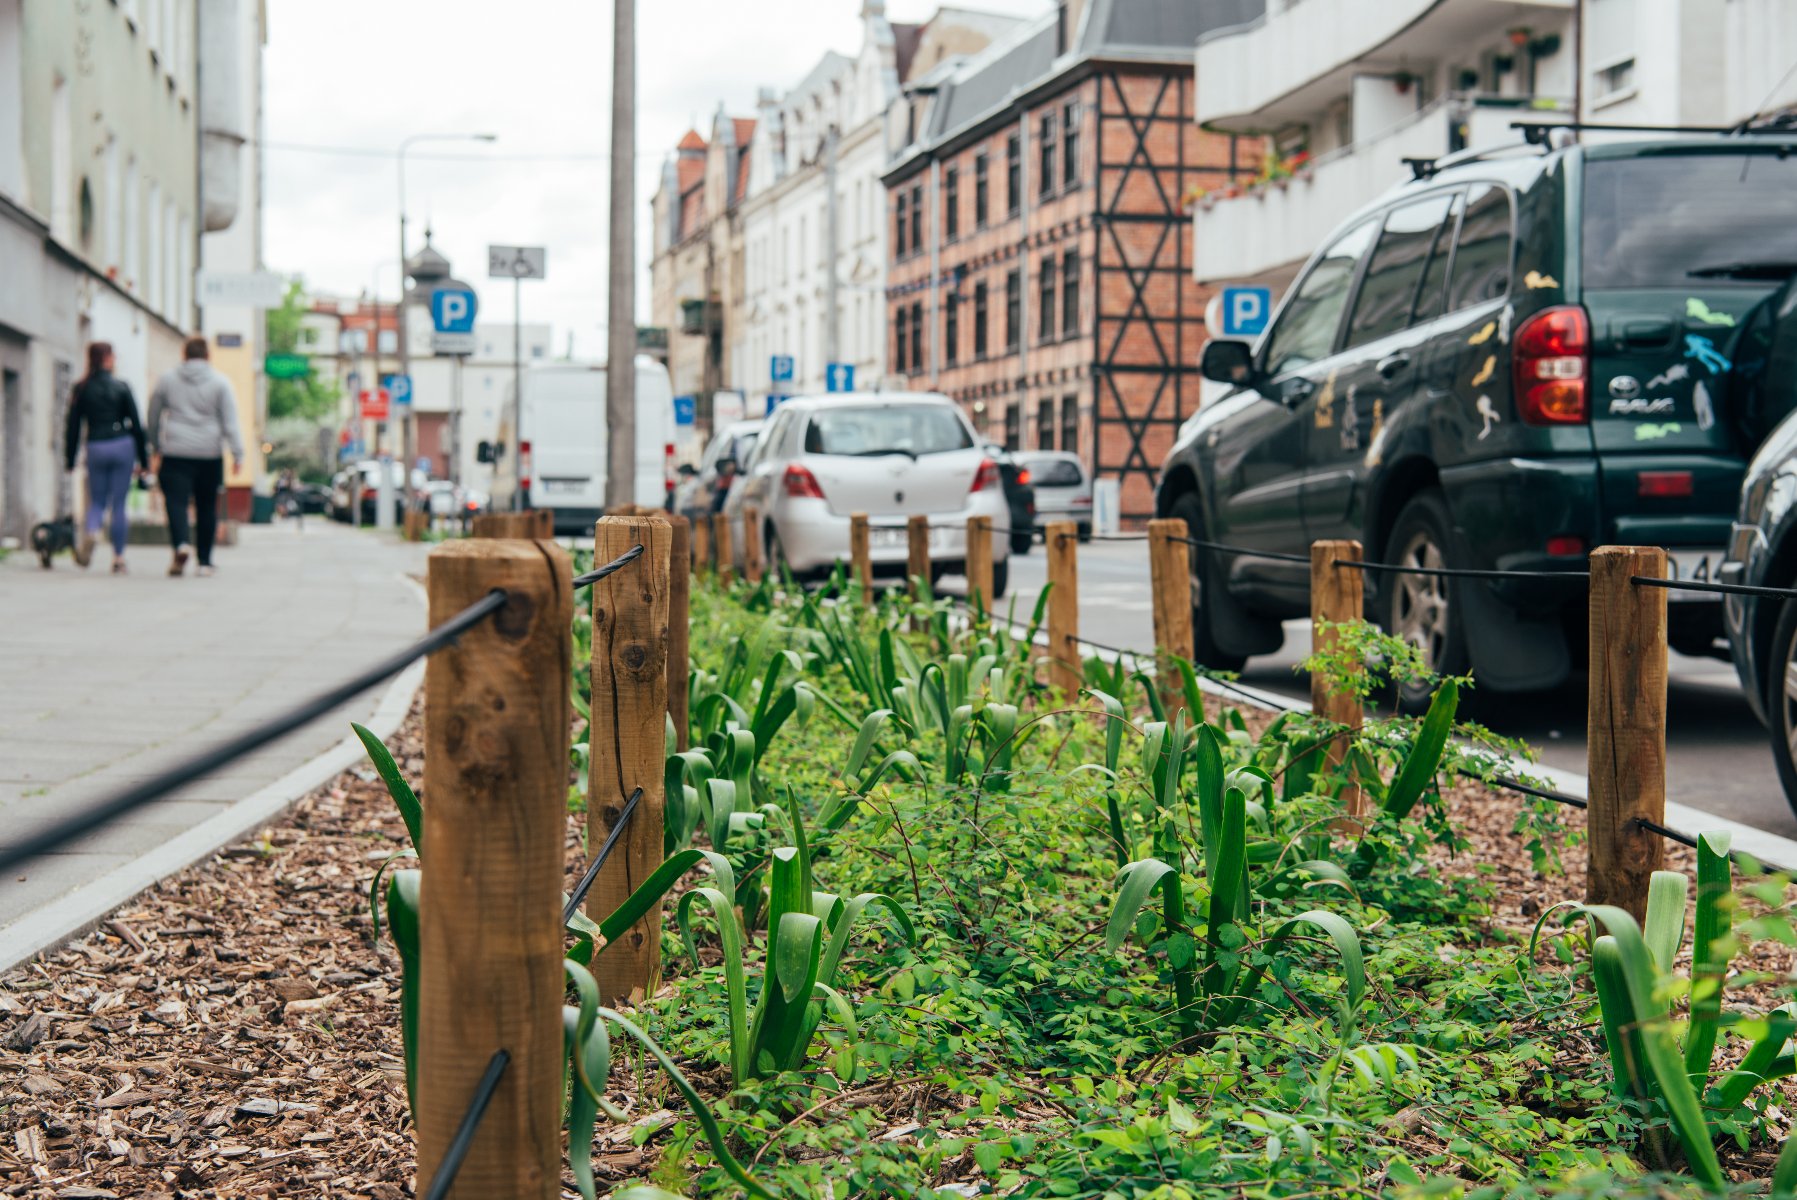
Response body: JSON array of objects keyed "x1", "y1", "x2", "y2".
[
  {"x1": 528, "y1": 508, "x2": 553, "y2": 539},
  {"x1": 742, "y1": 504, "x2": 764, "y2": 585},
  {"x1": 849, "y1": 512, "x2": 873, "y2": 606},
  {"x1": 965, "y1": 515, "x2": 994, "y2": 610},
  {"x1": 667, "y1": 515, "x2": 690, "y2": 752},
  {"x1": 1148, "y1": 518, "x2": 1196, "y2": 721},
  {"x1": 712, "y1": 512, "x2": 734, "y2": 585},
  {"x1": 587, "y1": 514, "x2": 672, "y2": 1004},
  {"x1": 1045, "y1": 520, "x2": 1081, "y2": 696},
  {"x1": 417, "y1": 539, "x2": 572, "y2": 1199},
  {"x1": 906, "y1": 514, "x2": 931, "y2": 600},
  {"x1": 1310, "y1": 539, "x2": 1364, "y2": 820},
  {"x1": 470, "y1": 513, "x2": 503, "y2": 538},
  {"x1": 693, "y1": 510, "x2": 712, "y2": 576},
  {"x1": 1588, "y1": 545, "x2": 1668, "y2": 920}
]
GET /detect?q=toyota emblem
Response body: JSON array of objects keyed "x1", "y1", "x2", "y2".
[{"x1": 894, "y1": 490, "x2": 905, "y2": 504}]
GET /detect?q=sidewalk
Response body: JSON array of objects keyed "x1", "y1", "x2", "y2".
[{"x1": 0, "y1": 519, "x2": 429, "y2": 955}]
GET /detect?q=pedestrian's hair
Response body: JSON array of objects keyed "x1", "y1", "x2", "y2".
[
  {"x1": 183, "y1": 336, "x2": 210, "y2": 361},
  {"x1": 81, "y1": 342, "x2": 113, "y2": 384}
]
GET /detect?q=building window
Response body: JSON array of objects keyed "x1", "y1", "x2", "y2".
[
  {"x1": 1005, "y1": 133, "x2": 1021, "y2": 217},
  {"x1": 1038, "y1": 113, "x2": 1057, "y2": 198},
  {"x1": 1003, "y1": 402, "x2": 1020, "y2": 450},
  {"x1": 1062, "y1": 100, "x2": 1080, "y2": 187},
  {"x1": 909, "y1": 302, "x2": 924, "y2": 371},
  {"x1": 1061, "y1": 251, "x2": 1080, "y2": 336},
  {"x1": 945, "y1": 294, "x2": 960, "y2": 365},
  {"x1": 895, "y1": 191, "x2": 909, "y2": 257},
  {"x1": 1061, "y1": 394, "x2": 1079, "y2": 456},
  {"x1": 1038, "y1": 255, "x2": 1055, "y2": 340},
  {"x1": 973, "y1": 282, "x2": 989, "y2": 358},
  {"x1": 945, "y1": 166, "x2": 960, "y2": 240},
  {"x1": 896, "y1": 304, "x2": 909, "y2": 373},
  {"x1": 974, "y1": 154, "x2": 990, "y2": 228},
  {"x1": 1594, "y1": 57, "x2": 1636, "y2": 103},
  {"x1": 909, "y1": 183, "x2": 923, "y2": 252},
  {"x1": 1005, "y1": 270, "x2": 1021, "y2": 350},
  {"x1": 1037, "y1": 398, "x2": 1055, "y2": 449}
]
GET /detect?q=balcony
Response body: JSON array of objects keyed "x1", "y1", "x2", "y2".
[
  {"x1": 1193, "y1": 97, "x2": 1562, "y2": 282},
  {"x1": 1197, "y1": 0, "x2": 1571, "y2": 134}
]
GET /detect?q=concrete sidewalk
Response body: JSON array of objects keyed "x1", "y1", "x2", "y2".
[{"x1": 0, "y1": 519, "x2": 429, "y2": 949}]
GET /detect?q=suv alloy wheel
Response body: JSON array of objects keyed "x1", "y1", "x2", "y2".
[
  {"x1": 1381, "y1": 490, "x2": 1469, "y2": 714},
  {"x1": 1171, "y1": 492, "x2": 1247, "y2": 672}
]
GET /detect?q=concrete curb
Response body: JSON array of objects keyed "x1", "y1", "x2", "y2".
[{"x1": 0, "y1": 576, "x2": 427, "y2": 973}]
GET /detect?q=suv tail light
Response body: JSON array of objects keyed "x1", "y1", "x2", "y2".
[
  {"x1": 1513, "y1": 305, "x2": 1589, "y2": 425},
  {"x1": 665, "y1": 443, "x2": 676, "y2": 495},
  {"x1": 970, "y1": 458, "x2": 999, "y2": 494},
  {"x1": 1015, "y1": 468, "x2": 1032, "y2": 486},
  {"x1": 783, "y1": 464, "x2": 825, "y2": 499},
  {"x1": 519, "y1": 440, "x2": 533, "y2": 494}
]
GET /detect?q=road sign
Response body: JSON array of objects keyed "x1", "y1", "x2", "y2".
[
  {"x1": 196, "y1": 270, "x2": 287, "y2": 309},
  {"x1": 432, "y1": 330, "x2": 476, "y2": 356},
  {"x1": 383, "y1": 374, "x2": 413, "y2": 407},
  {"x1": 673, "y1": 395, "x2": 696, "y2": 427},
  {"x1": 1218, "y1": 286, "x2": 1272, "y2": 338},
  {"x1": 770, "y1": 354, "x2": 794, "y2": 385},
  {"x1": 825, "y1": 363, "x2": 855, "y2": 393},
  {"x1": 431, "y1": 284, "x2": 478, "y2": 333},
  {"x1": 487, "y1": 245, "x2": 547, "y2": 280},
  {"x1": 765, "y1": 395, "x2": 790, "y2": 416},
  {"x1": 264, "y1": 352, "x2": 311, "y2": 380},
  {"x1": 360, "y1": 388, "x2": 390, "y2": 421}
]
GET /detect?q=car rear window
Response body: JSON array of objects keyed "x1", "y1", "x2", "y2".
[
  {"x1": 1024, "y1": 458, "x2": 1083, "y2": 486},
  {"x1": 1583, "y1": 149, "x2": 1797, "y2": 289},
  {"x1": 803, "y1": 406, "x2": 974, "y2": 456}
]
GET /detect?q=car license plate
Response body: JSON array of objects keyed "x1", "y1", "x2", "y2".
[
  {"x1": 1663, "y1": 548, "x2": 1726, "y2": 600},
  {"x1": 541, "y1": 479, "x2": 587, "y2": 496},
  {"x1": 870, "y1": 527, "x2": 907, "y2": 549}
]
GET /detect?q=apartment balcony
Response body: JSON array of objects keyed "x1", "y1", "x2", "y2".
[
  {"x1": 1193, "y1": 97, "x2": 1562, "y2": 282},
  {"x1": 1196, "y1": 0, "x2": 1571, "y2": 134}
]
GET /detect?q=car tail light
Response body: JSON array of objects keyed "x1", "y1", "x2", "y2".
[
  {"x1": 970, "y1": 458, "x2": 999, "y2": 493},
  {"x1": 519, "y1": 440, "x2": 533, "y2": 494},
  {"x1": 783, "y1": 464, "x2": 825, "y2": 499},
  {"x1": 1513, "y1": 305, "x2": 1589, "y2": 425},
  {"x1": 1016, "y1": 468, "x2": 1032, "y2": 486},
  {"x1": 1071, "y1": 495, "x2": 1093, "y2": 507},
  {"x1": 1638, "y1": 470, "x2": 1693, "y2": 498},
  {"x1": 665, "y1": 443, "x2": 676, "y2": 494},
  {"x1": 1546, "y1": 535, "x2": 1586, "y2": 557}
]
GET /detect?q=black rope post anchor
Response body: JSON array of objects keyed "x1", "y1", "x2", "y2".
[
  {"x1": 422, "y1": 1049, "x2": 510, "y2": 1200},
  {"x1": 564, "y1": 788, "x2": 643, "y2": 924}
]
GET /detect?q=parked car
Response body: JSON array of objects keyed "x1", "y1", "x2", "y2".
[
  {"x1": 329, "y1": 460, "x2": 405, "y2": 525},
  {"x1": 1159, "y1": 131, "x2": 1797, "y2": 710},
  {"x1": 723, "y1": 393, "x2": 1011, "y2": 594},
  {"x1": 424, "y1": 480, "x2": 461, "y2": 519},
  {"x1": 1018, "y1": 451, "x2": 1092, "y2": 542},
  {"x1": 675, "y1": 419, "x2": 764, "y2": 519},
  {"x1": 993, "y1": 448, "x2": 1037, "y2": 557}
]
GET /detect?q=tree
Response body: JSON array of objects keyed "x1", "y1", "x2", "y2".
[{"x1": 266, "y1": 280, "x2": 342, "y2": 423}]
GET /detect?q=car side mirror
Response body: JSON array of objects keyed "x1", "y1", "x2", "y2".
[
  {"x1": 716, "y1": 456, "x2": 737, "y2": 474},
  {"x1": 677, "y1": 463, "x2": 698, "y2": 478},
  {"x1": 1200, "y1": 339, "x2": 1257, "y2": 387}
]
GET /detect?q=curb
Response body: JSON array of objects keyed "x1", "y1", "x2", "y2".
[{"x1": 0, "y1": 577, "x2": 427, "y2": 973}]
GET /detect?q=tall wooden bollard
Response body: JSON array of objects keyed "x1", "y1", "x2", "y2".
[
  {"x1": 470, "y1": 513, "x2": 503, "y2": 538},
  {"x1": 1045, "y1": 520, "x2": 1081, "y2": 696},
  {"x1": 1588, "y1": 546, "x2": 1668, "y2": 920},
  {"x1": 742, "y1": 504, "x2": 764, "y2": 585},
  {"x1": 667, "y1": 515, "x2": 691, "y2": 752},
  {"x1": 712, "y1": 512, "x2": 734, "y2": 586},
  {"x1": 693, "y1": 510, "x2": 712, "y2": 575},
  {"x1": 1310, "y1": 540, "x2": 1364, "y2": 820},
  {"x1": 1148, "y1": 518, "x2": 1196, "y2": 721},
  {"x1": 528, "y1": 508, "x2": 553, "y2": 539},
  {"x1": 587, "y1": 515, "x2": 672, "y2": 1005},
  {"x1": 849, "y1": 512, "x2": 873, "y2": 606},
  {"x1": 418, "y1": 539, "x2": 572, "y2": 1198},
  {"x1": 907, "y1": 515, "x2": 931, "y2": 599},
  {"x1": 965, "y1": 515, "x2": 994, "y2": 610}
]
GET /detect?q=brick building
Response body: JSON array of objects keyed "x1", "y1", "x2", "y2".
[{"x1": 881, "y1": 0, "x2": 1261, "y2": 520}]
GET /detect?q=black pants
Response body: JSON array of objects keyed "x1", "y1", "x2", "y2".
[{"x1": 160, "y1": 456, "x2": 223, "y2": 566}]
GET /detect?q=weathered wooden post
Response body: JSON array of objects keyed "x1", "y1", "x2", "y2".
[
  {"x1": 742, "y1": 504, "x2": 764, "y2": 585},
  {"x1": 586, "y1": 514, "x2": 672, "y2": 1005},
  {"x1": 418, "y1": 539, "x2": 572, "y2": 1198},
  {"x1": 713, "y1": 512, "x2": 734, "y2": 586},
  {"x1": 1588, "y1": 546, "x2": 1669, "y2": 920},
  {"x1": 667, "y1": 515, "x2": 691, "y2": 752},
  {"x1": 849, "y1": 512, "x2": 873, "y2": 606},
  {"x1": 693, "y1": 509, "x2": 712, "y2": 576},
  {"x1": 907, "y1": 514, "x2": 931, "y2": 600},
  {"x1": 1310, "y1": 539, "x2": 1364, "y2": 820},
  {"x1": 965, "y1": 515, "x2": 994, "y2": 611},
  {"x1": 1045, "y1": 520, "x2": 1081, "y2": 696},
  {"x1": 1147, "y1": 518, "x2": 1196, "y2": 721}
]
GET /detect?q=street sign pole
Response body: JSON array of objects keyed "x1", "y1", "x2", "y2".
[
  {"x1": 513, "y1": 274, "x2": 523, "y2": 511},
  {"x1": 606, "y1": 0, "x2": 637, "y2": 510}
]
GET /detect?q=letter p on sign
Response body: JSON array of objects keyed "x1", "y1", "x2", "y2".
[{"x1": 1219, "y1": 286, "x2": 1271, "y2": 339}]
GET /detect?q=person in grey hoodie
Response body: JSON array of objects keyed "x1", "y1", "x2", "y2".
[{"x1": 148, "y1": 336, "x2": 244, "y2": 577}]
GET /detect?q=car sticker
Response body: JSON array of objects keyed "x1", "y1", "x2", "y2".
[
  {"x1": 1694, "y1": 378, "x2": 1716, "y2": 431},
  {"x1": 1470, "y1": 355, "x2": 1495, "y2": 388},
  {"x1": 1313, "y1": 369, "x2": 1337, "y2": 428},
  {"x1": 1498, "y1": 304, "x2": 1513, "y2": 344},
  {"x1": 1635, "y1": 422, "x2": 1682, "y2": 441},
  {"x1": 1686, "y1": 297, "x2": 1735, "y2": 328},
  {"x1": 1340, "y1": 385, "x2": 1361, "y2": 451},
  {"x1": 1684, "y1": 334, "x2": 1731, "y2": 375},
  {"x1": 1523, "y1": 271, "x2": 1560, "y2": 290},
  {"x1": 1364, "y1": 400, "x2": 1387, "y2": 470},
  {"x1": 1476, "y1": 395, "x2": 1501, "y2": 440},
  {"x1": 1645, "y1": 364, "x2": 1690, "y2": 390},
  {"x1": 1468, "y1": 321, "x2": 1497, "y2": 346}
]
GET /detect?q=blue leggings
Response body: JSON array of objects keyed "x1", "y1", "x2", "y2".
[{"x1": 84, "y1": 435, "x2": 137, "y2": 556}]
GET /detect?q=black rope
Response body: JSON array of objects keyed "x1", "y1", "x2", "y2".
[
  {"x1": 1337, "y1": 559, "x2": 1590, "y2": 583},
  {"x1": 422, "y1": 1049, "x2": 510, "y2": 1200},
  {"x1": 1632, "y1": 816, "x2": 1793, "y2": 875},
  {"x1": 1072, "y1": 531, "x2": 1149, "y2": 542},
  {"x1": 1178, "y1": 536, "x2": 1314, "y2": 566},
  {"x1": 1485, "y1": 773, "x2": 1588, "y2": 810},
  {"x1": 1631, "y1": 575, "x2": 1797, "y2": 601},
  {"x1": 564, "y1": 787, "x2": 643, "y2": 923},
  {"x1": 572, "y1": 544, "x2": 645, "y2": 589},
  {"x1": 0, "y1": 589, "x2": 510, "y2": 874}
]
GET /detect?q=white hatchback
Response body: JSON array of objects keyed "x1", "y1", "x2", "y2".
[{"x1": 722, "y1": 393, "x2": 1011, "y2": 594}]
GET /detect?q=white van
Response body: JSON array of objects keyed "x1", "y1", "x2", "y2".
[{"x1": 486, "y1": 356, "x2": 676, "y2": 534}]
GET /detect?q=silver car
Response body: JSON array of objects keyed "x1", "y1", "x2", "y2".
[
  {"x1": 1018, "y1": 451, "x2": 1093, "y2": 541},
  {"x1": 674, "y1": 419, "x2": 763, "y2": 520},
  {"x1": 723, "y1": 393, "x2": 1011, "y2": 593}
]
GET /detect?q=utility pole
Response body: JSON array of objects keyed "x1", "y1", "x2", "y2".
[
  {"x1": 824, "y1": 125, "x2": 840, "y2": 371},
  {"x1": 605, "y1": 0, "x2": 637, "y2": 509},
  {"x1": 512, "y1": 277, "x2": 523, "y2": 511}
]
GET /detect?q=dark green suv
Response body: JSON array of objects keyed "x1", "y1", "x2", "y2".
[{"x1": 1157, "y1": 134, "x2": 1797, "y2": 707}]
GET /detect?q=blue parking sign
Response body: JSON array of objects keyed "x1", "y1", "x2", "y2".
[
  {"x1": 825, "y1": 363, "x2": 855, "y2": 393},
  {"x1": 672, "y1": 395, "x2": 696, "y2": 426},
  {"x1": 1219, "y1": 286, "x2": 1272, "y2": 338},
  {"x1": 770, "y1": 354, "x2": 794, "y2": 384}
]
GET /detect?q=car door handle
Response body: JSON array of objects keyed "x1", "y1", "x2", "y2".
[
  {"x1": 1377, "y1": 351, "x2": 1411, "y2": 379},
  {"x1": 1284, "y1": 379, "x2": 1315, "y2": 403}
]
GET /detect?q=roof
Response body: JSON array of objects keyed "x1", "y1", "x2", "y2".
[
  {"x1": 731, "y1": 117, "x2": 756, "y2": 148},
  {"x1": 676, "y1": 156, "x2": 704, "y2": 194},
  {"x1": 676, "y1": 129, "x2": 706, "y2": 151},
  {"x1": 892, "y1": 21, "x2": 923, "y2": 81}
]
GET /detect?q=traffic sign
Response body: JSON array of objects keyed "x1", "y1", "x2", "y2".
[
  {"x1": 431, "y1": 284, "x2": 478, "y2": 333},
  {"x1": 1218, "y1": 286, "x2": 1272, "y2": 338},
  {"x1": 196, "y1": 270, "x2": 286, "y2": 309},
  {"x1": 264, "y1": 352, "x2": 311, "y2": 379},
  {"x1": 765, "y1": 394, "x2": 790, "y2": 416},
  {"x1": 360, "y1": 388, "x2": 391, "y2": 421},
  {"x1": 672, "y1": 395, "x2": 696, "y2": 427},
  {"x1": 770, "y1": 354, "x2": 794, "y2": 385},
  {"x1": 487, "y1": 245, "x2": 547, "y2": 280},
  {"x1": 382, "y1": 374, "x2": 413, "y2": 407},
  {"x1": 825, "y1": 363, "x2": 855, "y2": 393}
]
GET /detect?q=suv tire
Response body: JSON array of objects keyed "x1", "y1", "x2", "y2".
[
  {"x1": 991, "y1": 559, "x2": 1009, "y2": 600},
  {"x1": 1170, "y1": 492, "x2": 1247, "y2": 673},
  {"x1": 1011, "y1": 530, "x2": 1033, "y2": 556},
  {"x1": 1381, "y1": 489, "x2": 1470, "y2": 714},
  {"x1": 1765, "y1": 599, "x2": 1797, "y2": 819}
]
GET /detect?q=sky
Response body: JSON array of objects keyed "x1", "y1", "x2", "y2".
[{"x1": 263, "y1": 0, "x2": 1052, "y2": 360}]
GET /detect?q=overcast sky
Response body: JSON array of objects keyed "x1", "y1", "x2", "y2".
[{"x1": 263, "y1": 0, "x2": 1051, "y2": 359}]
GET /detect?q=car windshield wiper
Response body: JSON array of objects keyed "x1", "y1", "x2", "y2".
[
  {"x1": 1687, "y1": 260, "x2": 1797, "y2": 280},
  {"x1": 843, "y1": 448, "x2": 917, "y2": 459}
]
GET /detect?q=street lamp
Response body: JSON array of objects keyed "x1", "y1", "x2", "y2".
[{"x1": 397, "y1": 131, "x2": 497, "y2": 489}]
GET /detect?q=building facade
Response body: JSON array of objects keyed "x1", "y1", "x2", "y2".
[{"x1": 883, "y1": 0, "x2": 1262, "y2": 521}]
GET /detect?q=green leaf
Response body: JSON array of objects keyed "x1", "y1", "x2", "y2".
[
  {"x1": 353, "y1": 723, "x2": 422, "y2": 853},
  {"x1": 1107, "y1": 859, "x2": 1178, "y2": 951},
  {"x1": 384, "y1": 870, "x2": 422, "y2": 1122},
  {"x1": 1379, "y1": 677, "x2": 1459, "y2": 823},
  {"x1": 1687, "y1": 831, "x2": 1733, "y2": 1087},
  {"x1": 1643, "y1": 870, "x2": 1689, "y2": 974},
  {"x1": 843, "y1": 709, "x2": 895, "y2": 782}
]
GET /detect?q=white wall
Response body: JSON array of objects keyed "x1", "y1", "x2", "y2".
[{"x1": 0, "y1": 0, "x2": 21, "y2": 204}]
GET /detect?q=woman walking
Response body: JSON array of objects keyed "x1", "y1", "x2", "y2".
[
  {"x1": 148, "y1": 336, "x2": 244, "y2": 577},
  {"x1": 63, "y1": 342, "x2": 148, "y2": 573}
]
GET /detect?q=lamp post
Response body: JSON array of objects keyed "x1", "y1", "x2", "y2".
[{"x1": 397, "y1": 132, "x2": 496, "y2": 495}]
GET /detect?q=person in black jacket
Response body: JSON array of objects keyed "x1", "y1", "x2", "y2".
[{"x1": 64, "y1": 342, "x2": 148, "y2": 572}]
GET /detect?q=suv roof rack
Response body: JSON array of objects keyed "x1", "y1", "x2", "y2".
[
  {"x1": 1509, "y1": 119, "x2": 1794, "y2": 145},
  {"x1": 1402, "y1": 139, "x2": 1545, "y2": 180}
]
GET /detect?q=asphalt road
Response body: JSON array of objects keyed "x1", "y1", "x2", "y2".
[{"x1": 995, "y1": 539, "x2": 1794, "y2": 839}]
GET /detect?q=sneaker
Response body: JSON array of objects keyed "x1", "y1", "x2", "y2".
[
  {"x1": 74, "y1": 533, "x2": 94, "y2": 568},
  {"x1": 169, "y1": 545, "x2": 190, "y2": 576},
  {"x1": 111, "y1": 559, "x2": 128, "y2": 575},
  {"x1": 196, "y1": 565, "x2": 215, "y2": 578}
]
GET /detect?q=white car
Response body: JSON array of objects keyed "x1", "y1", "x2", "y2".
[
  {"x1": 722, "y1": 392, "x2": 1010, "y2": 594},
  {"x1": 1017, "y1": 451, "x2": 1093, "y2": 541}
]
